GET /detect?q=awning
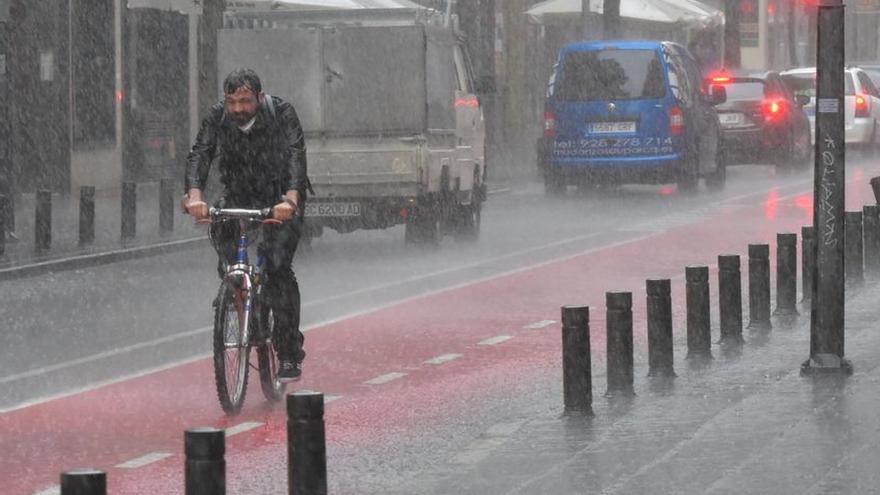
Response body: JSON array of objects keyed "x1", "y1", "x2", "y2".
[
  {"x1": 226, "y1": 0, "x2": 424, "y2": 10},
  {"x1": 526, "y1": 0, "x2": 722, "y2": 26}
]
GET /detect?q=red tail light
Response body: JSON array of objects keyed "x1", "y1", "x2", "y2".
[
  {"x1": 544, "y1": 110, "x2": 557, "y2": 138},
  {"x1": 856, "y1": 94, "x2": 871, "y2": 118},
  {"x1": 762, "y1": 99, "x2": 785, "y2": 121},
  {"x1": 669, "y1": 106, "x2": 684, "y2": 135}
]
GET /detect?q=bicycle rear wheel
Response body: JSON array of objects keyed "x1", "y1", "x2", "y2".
[
  {"x1": 213, "y1": 280, "x2": 250, "y2": 415},
  {"x1": 256, "y1": 303, "x2": 286, "y2": 402}
]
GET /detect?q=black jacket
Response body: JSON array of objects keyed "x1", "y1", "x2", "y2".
[{"x1": 185, "y1": 95, "x2": 308, "y2": 209}]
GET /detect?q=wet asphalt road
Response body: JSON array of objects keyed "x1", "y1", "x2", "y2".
[{"x1": 0, "y1": 160, "x2": 849, "y2": 411}]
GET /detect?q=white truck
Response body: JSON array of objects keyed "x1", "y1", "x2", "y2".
[{"x1": 218, "y1": 7, "x2": 486, "y2": 244}]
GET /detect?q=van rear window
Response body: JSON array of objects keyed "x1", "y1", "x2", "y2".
[{"x1": 557, "y1": 49, "x2": 667, "y2": 101}]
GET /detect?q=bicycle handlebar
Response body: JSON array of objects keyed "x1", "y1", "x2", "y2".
[{"x1": 208, "y1": 207, "x2": 273, "y2": 220}]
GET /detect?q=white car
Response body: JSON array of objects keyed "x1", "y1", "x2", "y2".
[{"x1": 780, "y1": 67, "x2": 880, "y2": 151}]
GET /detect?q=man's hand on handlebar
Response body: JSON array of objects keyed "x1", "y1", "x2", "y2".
[
  {"x1": 272, "y1": 191, "x2": 300, "y2": 222},
  {"x1": 183, "y1": 188, "x2": 209, "y2": 220}
]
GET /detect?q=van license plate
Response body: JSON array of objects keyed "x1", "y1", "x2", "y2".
[
  {"x1": 591, "y1": 121, "x2": 636, "y2": 133},
  {"x1": 305, "y1": 202, "x2": 361, "y2": 217}
]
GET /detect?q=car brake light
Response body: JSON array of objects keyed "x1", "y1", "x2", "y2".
[
  {"x1": 669, "y1": 106, "x2": 684, "y2": 135},
  {"x1": 544, "y1": 110, "x2": 557, "y2": 138},
  {"x1": 762, "y1": 99, "x2": 785, "y2": 121},
  {"x1": 856, "y1": 94, "x2": 871, "y2": 118},
  {"x1": 711, "y1": 76, "x2": 731, "y2": 84}
]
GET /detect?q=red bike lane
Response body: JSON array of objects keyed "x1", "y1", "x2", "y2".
[{"x1": 3, "y1": 177, "x2": 872, "y2": 494}]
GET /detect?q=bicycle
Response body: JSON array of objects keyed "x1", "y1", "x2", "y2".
[{"x1": 204, "y1": 207, "x2": 288, "y2": 415}]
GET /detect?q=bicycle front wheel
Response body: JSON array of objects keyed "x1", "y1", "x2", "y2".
[
  {"x1": 256, "y1": 303, "x2": 286, "y2": 402},
  {"x1": 213, "y1": 281, "x2": 250, "y2": 415}
]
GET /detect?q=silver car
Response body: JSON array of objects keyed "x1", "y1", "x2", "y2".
[{"x1": 780, "y1": 67, "x2": 880, "y2": 152}]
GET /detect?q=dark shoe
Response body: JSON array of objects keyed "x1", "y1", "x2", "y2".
[{"x1": 278, "y1": 359, "x2": 302, "y2": 381}]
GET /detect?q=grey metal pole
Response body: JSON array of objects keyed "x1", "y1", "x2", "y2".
[
  {"x1": 863, "y1": 204, "x2": 880, "y2": 277},
  {"x1": 803, "y1": 0, "x2": 851, "y2": 375},
  {"x1": 288, "y1": 391, "x2": 327, "y2": 495},
  {"x1": 802, "y1": 226, "x2": 815, "y2": 304},
  {"x1": 121, "y1": 181, "x2": 136, "y2": 240},
  {"x1": 747, "y1": 244, "x2": 771, "y2": 330},
  {"x1": 605, "y1": 291, "x2": 634, "y2": 397},
  {"x1": 0, "y1": 195, "x2": 4, "y2": 257},
  {"x1": 844, "y1": 211, "x2": 864, "y2": 286},
  {"x1": 35, "y1": 189, "x2": 51, "y2": 252},
  {"x1": 686, "y1": 266, "x2": 712, "y2": 359},
  {"x1": 79, "y1": 186, "x2": 95, "y2": 246},
  {"x1": 562, "y1": 305, "x2": 592, "y2": 412},
  {"x1": 775, "y1": 233, "x2": 799, "y2": 316},
  {"x1": 160, "y1": 177, "x2": 174, "y2": 235},
  {"x1": 718, "y1": 254, "x2": 744, "y2": 345},
  {"x1": 647, "y1": 279, "x2": 675, "y2": 377},
  {"x1": 61, "y1": 468, "x2": 106, "y2": 495},
  {"x1": 185, "y1": 427, "x2": 225, "y2": 495}
]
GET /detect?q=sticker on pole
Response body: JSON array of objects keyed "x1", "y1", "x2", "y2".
[{"x1": 818, "y1": 98, "x2": 840, "y2": 114}]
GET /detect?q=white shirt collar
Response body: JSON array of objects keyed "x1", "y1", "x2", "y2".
[{"x1": 238, "y1": 116, "x2": 257, "y2": 133}]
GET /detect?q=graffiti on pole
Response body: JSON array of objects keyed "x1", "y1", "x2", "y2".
[{"x1": 820, "y1": 133, "x2": 839, "y2": 247}]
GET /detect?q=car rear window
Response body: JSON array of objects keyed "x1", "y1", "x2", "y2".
[
  {"x1": 722, "y1": 81, "x2": 766, "y2": 101},
  {"x1": 782, "y1": 72, "x2": 855, "y2": 96},
  {"x1": 557, "y1": 49, "x2": 667, "y2": 101}
]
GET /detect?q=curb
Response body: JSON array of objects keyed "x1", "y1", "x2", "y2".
[{"x1": 0, "y1": 236, "x2": 209, "y2": 282}]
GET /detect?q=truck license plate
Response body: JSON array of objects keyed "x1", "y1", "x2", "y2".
[
  {"x1": 591, "y1": 121, "x2": 636, "y2": 133},
  {"x1": 305, "y1": 202, "x2": 361, "y2": 217}
]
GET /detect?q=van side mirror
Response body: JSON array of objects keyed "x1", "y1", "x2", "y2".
[
  {"x1": 795, "y1": 94, "x2": 810, "y2": 106},
  {"x1": 709, "y1": 85, "x2": 726, "y2": 105}
]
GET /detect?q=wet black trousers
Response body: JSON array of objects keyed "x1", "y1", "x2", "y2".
[{"x1": 211, "y1": 218, "x2": 305, "y2": 363}]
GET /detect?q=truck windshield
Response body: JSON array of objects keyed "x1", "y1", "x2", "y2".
[{"x1": 557, "y1": 49, "x2": 666, "y2": 101}]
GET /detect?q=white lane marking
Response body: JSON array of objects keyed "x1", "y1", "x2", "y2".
[
  {"x1": 523, "y1": 320, "x2": 556, "y2": 329},
  {"x1": 0, "y1": 326, "x2": 211, "y2": 386},
  {"x1": 424, "y1": 353, "x2": 463, "y2": 365},
  {"x1": 364, "y1": 372, "x2": 407, "y2": 385},
  {"x1": 225, "y1": 421, "x2": 263, "y2": 437},
  {"x1": 453, "y1": 421, "x2": 527, "y2": 465},
  {"x1": 478, "y1": 335, "x2": 512, "y2": 346},
  {"x1": 32, "y1": 486, "x2": 60, "y2": 495},
  {"x1": 115, "y1": 452, "x2": 172, "y2": 469},
  {"x1": 325, "y1": 395, "x2": 342, "y2": 404}
]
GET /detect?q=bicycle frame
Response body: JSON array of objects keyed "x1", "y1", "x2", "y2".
[{"x1": 221, "y1": 219, "x2": 268, "y2": 349}]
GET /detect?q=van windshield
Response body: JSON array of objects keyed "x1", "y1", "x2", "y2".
[{"x1": 557, "y1": 49, "x2": 667, "y2": 101}]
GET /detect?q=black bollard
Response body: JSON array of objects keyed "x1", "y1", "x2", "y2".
[
  {"x1": 61, "y1": 468, "x2": 106, "y2": 495},
  {"x1": 775, "y1": 233, "x2": 799, "y2": 316},
  {"x1": 288, "y1": 391, "x2": 327, "y2": 495},
  {"x1": 160, "y1": 178, "x2": 174, "y2": 235},
  {"x1": 686, "y1": 266, "x2": 712, "y2": 359},
  {"x1": 0, "y1": 192, "x2": 13, "y2": 233},
  {"x1": 35, "y1": 189, "x2": 52, "y2": 252},
  {"x1": 605, "y1": 292, "x2": 634, "y2": 397},
  {"x1": 747, "y1": 244, "x2": 771, "y2": 330},
  {"x1": 845, "y1": 211, "x2": 864, "y2": 286},
  {"x1": 863, "y1": 205, "x2": 880, "y2": 277},
  {"x1": 185, "y1": 427, "x2": 225, "y2": 495},
  {"x1": 121, "y1": 181, "x2": 136, "y2": 240},
  {"x1": 871, "y1": 176, "x2": 880, "y2": 204},
  {"x1": 561, "y1": 305, "x2": 592, "y2": 412},
  {"x1": 79, "y1": 186, "x2": 95, "y2": 246},
  {"x1": 802, "y1": 226, "x2": 815, "y2": 303},
  {"x1": 647, "y1": 279, "x2": 675, "y2": 377},
  {"x1": 718, "y1": 255, "x2": 744, "y2": 345}
]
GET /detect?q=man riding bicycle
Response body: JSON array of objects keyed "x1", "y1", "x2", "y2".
[{"x1": 183, "y1": 69, "x2": 308, "y2": 380}]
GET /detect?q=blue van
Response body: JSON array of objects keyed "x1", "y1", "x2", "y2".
[{"x1": 538, "y1": 40, "x2": 727, "y2": 194}]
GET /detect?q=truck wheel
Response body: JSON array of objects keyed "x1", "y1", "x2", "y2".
[{"x1": 405, "y1": 207, "x2": 439, "y2": 245}]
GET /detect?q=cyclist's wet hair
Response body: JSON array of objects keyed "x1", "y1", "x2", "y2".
[{"x1": 223, "y1": 69, "x2": 262, "y2": 95}]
